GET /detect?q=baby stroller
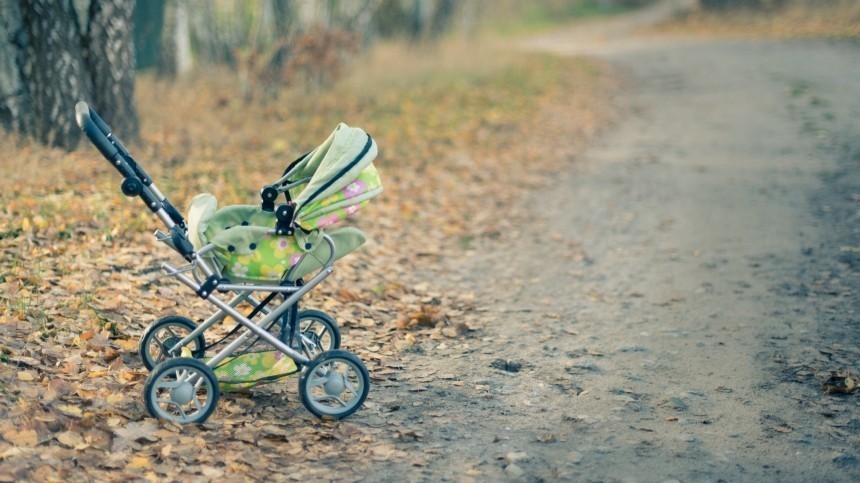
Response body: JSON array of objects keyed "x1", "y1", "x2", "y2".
[{"x1": 75, "y1": 102, "x2": 380, "y2": 423}]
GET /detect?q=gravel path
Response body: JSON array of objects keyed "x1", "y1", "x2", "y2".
[{"x1": 364, "y1": 7, "x2": 860, "y2": 482}]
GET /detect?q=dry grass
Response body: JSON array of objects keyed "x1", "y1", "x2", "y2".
[{"x1": 650, "y1": 0, "x2": 860, "y2": 38}]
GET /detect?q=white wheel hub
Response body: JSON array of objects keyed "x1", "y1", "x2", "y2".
[
  {"x1": 324, "y1": 373, "x2": 346, "y2": 396},
  {"x1": 171, "y1": 381, "x2": 195, "y2": 405}
]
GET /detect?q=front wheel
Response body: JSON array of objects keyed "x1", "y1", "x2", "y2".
[
  {"x1": 139, "y1": 315, "x2": 206, "y2": 371},
  {"x1": 299, "y1": 350, "x2": 369, "y2": 420},
  {"x1": 144, "y1": 358, "x2": 220, "y2": 424},
  {"x1": 298, "y1": 309, "x2": 341, "y2": 358}
]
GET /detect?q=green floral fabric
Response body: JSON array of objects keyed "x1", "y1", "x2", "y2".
[
  {"x1": 280, "y1": 123, "x2": 379, "y2": 212},
  {"x1": 213, "y1": 351, "x2": 298, "y2": 391},
  {"x1": 187, "y1": 194, "x2": 367, "y2": 282},
  {"x1": 292, "y1": 163, "x2": 382, "y2": 230}
]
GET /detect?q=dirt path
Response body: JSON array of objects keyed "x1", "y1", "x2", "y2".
[{"x1": 362, "y1": 5, "x2": 860, "y2": 483}]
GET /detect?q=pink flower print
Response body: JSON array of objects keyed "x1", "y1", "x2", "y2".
[
  {"x1": 270, "y1": 237, "x2": 296, "y2": 258},
  {"x1": 343, "y1": 180, "x2": 366, "y2": 199},
  {"x1": 289, "y1": 253, "x2": 304, "y2": 267},
  {"x1": 316, "y1": 214, "x2": 340, "y2": 228},
  {"x1": 345, "y1": 204, "x2": 360, "y2": 215}
]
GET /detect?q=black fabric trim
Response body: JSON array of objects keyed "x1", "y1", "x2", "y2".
[
  {"x1": 301, "y1": 133, "x2": 373, "y2": 209},
  {"x1": 281, "y1": 150, "x2": 312, "y2": 177}
]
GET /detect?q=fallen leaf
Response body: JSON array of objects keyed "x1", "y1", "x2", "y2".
[
  {"x1": 17, "y1": 371, "x2": 36, "y2": 382},
  {"x1": 3, "y1": 429, "x2": 38, "y2": 447},
  {"x1": 822, "y1": 371, "x2": 858, "y2": 394},
  {"x1": 126, "y1": 456, "x2": 150, "y2": 470},
  {"x1": 536, "y1": 432, "x2": 556, "y2": 443},
  {"x1": 57, "y1": 431, "x2": 86, "y2": 449},
  {"x1": 57, "y1": 405, "x2": 83, "y2": 418},
  {"x1": 112, "y1": 421, "x2": 159, "y2": 452}
]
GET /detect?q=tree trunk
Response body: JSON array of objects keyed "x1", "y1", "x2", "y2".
[
  {"x1": 189, "y1": 0, "x2": 231, "y2": 66},
  {"x1": 19, "y1": 0, "x2": 93, "y2": 149},
  {"x1": 173, "y1": 0, "x2": 193, "y2": 76},
  {"x1": 0, "y1": 0, "x2": 28, "y2": 133},
  {"x1": 86, "y1": 0, "x2": 139, "y2": 138},
  {"x1": 272, "y1": 0, "x2": 296, "y2": 39},
  {"x1": 3, "y1": 0, "x2": 139, "y2": 150},
  {"x1": 133, "y1": 0, "x2": 165, "y2": 70},
  {"x1": 409, "y1": 0, "x2": 431, "y2": 41},
  {"x1": 429, "y1": 0, "x2": 457, "y2": 38}
]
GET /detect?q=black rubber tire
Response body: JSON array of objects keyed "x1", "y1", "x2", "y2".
[
  {"x1": 298, "y1": 309, "x2": 341, "y2": 356},
  {"x1": 139, "y1": 315, "x2": 206, "y2": 371},
  {"x1": 144, "y1": 357, "x2": 220, "y2": 424},
  {"x1": 299, "y1": 349, "x2": 370, "y2": 420}
]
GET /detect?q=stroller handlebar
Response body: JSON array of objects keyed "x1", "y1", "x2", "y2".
[
  {"x1": 75, "y1": 102, "x2": 119, "y2": 161},
  {"x1": 75, "y1": 101, "x2": 188, "y2": 231}
]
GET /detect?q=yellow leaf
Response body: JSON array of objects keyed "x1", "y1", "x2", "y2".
[
  {"x1": 116, "y1": 339, "x2": 138, "y2": 351},
  {"x1": 57, "y1": 405, "x2": 83, "y2": 418},
  {"x1": 57, "y1": 431, "x2": 85, "y2": 449},
  {"x1": 3, "y1": 429, "x2": 38, "y2": 447},
  {"x1": 127, "y1": 456, "x2": 150, "y2": 470},
  {"x1": 17, "y1": 371, "x2": 36, "y2": 382},
  {"x1": 32, "y1": 215, "x2": 48, "y2": 229}
]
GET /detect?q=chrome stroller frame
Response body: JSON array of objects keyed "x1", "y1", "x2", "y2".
[
  {"x1": 76, "y1": 102, "x2": 370, "y2": 424},
  {"x1": 141, "y1": 233, "x2": 342, "y2": 372}
]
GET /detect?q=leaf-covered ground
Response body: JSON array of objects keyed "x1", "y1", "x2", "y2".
[
  {"x1": 649, "y1": 0, "x2": 860, "y2": 39},
  {"x1": 0, "y1": 38, "x2": 616, "y2": 479}
]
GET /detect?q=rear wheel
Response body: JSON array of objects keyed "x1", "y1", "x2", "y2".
[
  {"x1": 139, "y1": 316, "x2": 205, "y2": 371},
  {"x1": 298, "y1": 309, "x2": 341, "y2": 358}
]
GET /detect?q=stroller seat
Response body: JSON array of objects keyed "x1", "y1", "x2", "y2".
[{"x1": 187, "y1": 193, "x2": 367, "y2": 283}]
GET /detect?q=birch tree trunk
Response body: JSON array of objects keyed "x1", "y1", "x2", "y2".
[
  {"x1": 1, "y1": 0, "x2": 139, "y2": 149},
  {"x1": 19, "y1": 0, "x2": 92, "y2": 149},
  {"x1": 0, "y1": 0, "x2": 28, "y2": 133},
  {"x1": 86, "y1": 0, "x2": 139, "y2": 138}
]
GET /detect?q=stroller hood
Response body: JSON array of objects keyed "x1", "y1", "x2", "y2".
[{"x1": 279, "y1": 123, "x2": 382, "y2": 230}]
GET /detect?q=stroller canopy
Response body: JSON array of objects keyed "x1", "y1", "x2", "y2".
[{"x1": 277, "y1": 123, "x2": 382, "y2": 231}]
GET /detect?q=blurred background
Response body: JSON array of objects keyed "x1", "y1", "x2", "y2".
[
  {"x1": 0, "y1": 0, "x2": 857, "y2": 330},
  {"x1": 1, "y1": 0, "x2": 856, "y2": 152},
  {"x1": 0, "y1": 0, "x2": 857, "y2": 295},
  {"x1": 0, "y1": 0, "x2": 656, "y2": 149}
]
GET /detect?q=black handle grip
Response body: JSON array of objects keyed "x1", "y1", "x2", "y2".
[
  {"x1": 87, "y1": 104, "x2": 111, "y2": 138},
  {"x1": 87, "y1": 105, "x2": 135, "y2": 159},
  {"x1": 76, "y1": 101, "x2": 118, "y2": 161}
]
